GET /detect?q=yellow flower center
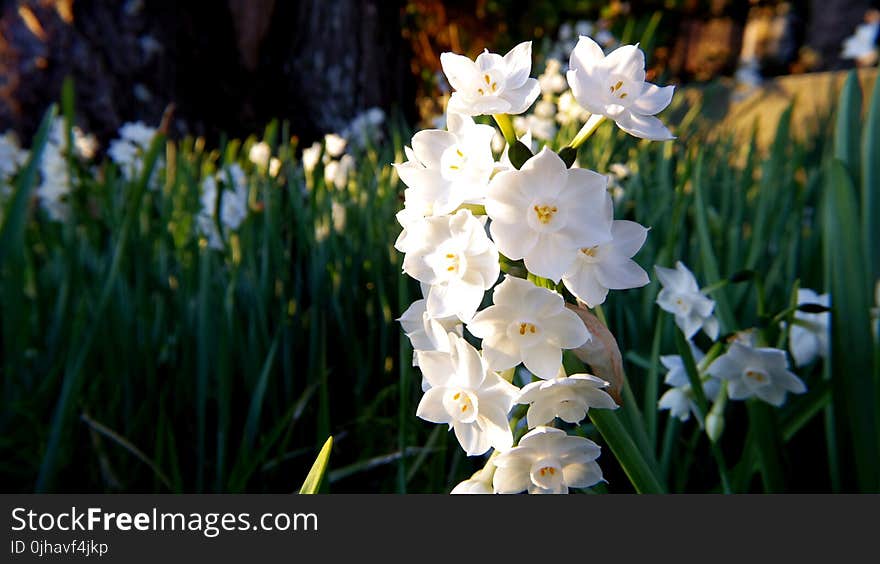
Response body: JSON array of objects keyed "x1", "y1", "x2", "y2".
[
  {"x1": 610, "y1": 80, "x2": 628, "y2": 99},
  {"x1": 518, "y1": 322, "x2": 537, "y2": 335},
  {"x1": 477, "y1": 73, "x2": 499, "y2": 96},
  {"x1": 538, "y1": 466, "x2": 556, "y2": 477},
  {"x1": 580, "y1": 246, "x2": 598, "y2": 257},
  {"x1": 533, "y1": 204, "x2": 558, "y2": 224},
  {"x1": 745, "y1": 369, "x2": 767, "y2": 383}
]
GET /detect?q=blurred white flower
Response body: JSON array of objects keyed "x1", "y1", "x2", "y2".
[
  {"x1": 493, "y1": 426, "x2": 603, "y2": 494},
  {"x1": 0, "y1": 131, "x2": 28, "y2": 188},
  {"x1": 486, "y1": 147, "x2": 613, "y2": 282},
  {"x1": 302, "y1": 142, "x2": 322, "y2": 174},
  {"x1": 248, "y1": 141, "x2": 271, "y2": 169},
  {"x1": 707, "y1": 342, "x2": 806, "y2": 407},
  {"x1": 393, "y1": 112, "x2": 495, "y2": 215},
  {"x1": 556, "y1": 90, "x2": 590, "y2": 126},
  {"x1": 467, "y1": 275, "x2": 590, "y2": 379},
  {"x1": 568, "y1": 36, "x2": 675, "y2": 140},
  {"x1": 517, "y1": 374, "x2": 617, "y2": 427},
  {"x1": 787, "y1": 289, "x2": 830, "y2": 367},
  {"x1": 655, "y1": 261, "x2": 719, "y2": 340},
  {"x1": 562, "y1": 220, "x2": 649, "y2": 307},
  {"x1": 416, "y1": 333, "x2": 518, "y2": 456},
  {"x1": 441, "y1": 42, "x2": 541, "y2": 116},
  {"x1": 401, "y1": 209, "x2": 500, "y2": 322},
  {"x1": 513, "y1": 114, "x2": 557, "y2": 141},
  {"x1": 108, "y1": 121, "x2": 159, "y2": 185},
  {"x1": 324, "y1": 133, "x2": 347, "y2": 158},
  {"x1": 324, "y1": 154, "x2": 355, "y2": 190},
  {"x1": 342, "y1": 107, "x2": 385, "y2": 149},
  {"x1": 841, "y1": 20, "x2": 879, "y2": 65},
  {"x1": 198, "y1": 164, "x2": 249, "y2": 250},
  {"x1": 36, "y1": 146, "x2": 72, "y2": 222},
  {"x1": 538, "y1": 59, "x2": 567, "y2": 95},
  {"x1": 269, "y1": 157, "x2": 282, "y2": 178}
]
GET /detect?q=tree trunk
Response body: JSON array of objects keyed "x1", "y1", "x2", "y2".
[{"x1": 0, "y1": 0, "x2": 415, "y2": 145}]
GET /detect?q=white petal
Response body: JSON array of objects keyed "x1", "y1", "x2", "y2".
[
  {"x1": 521, "y1": 342, "x2": 563, "y2": 380},
  {"x1": 417, "y1": 350, "x2": 456, "y2": 387},
  {"x1": 411, "y1": 129, "x2": 455, "y2": 168},
  {"x1": 500, "y1": 79, "x2": 541, "y2": 114},
  {"x1": 632, "y1": 83, "x2": 675, "y2": 116},
  {"x1": 525, "y1": 400, "x2": 557, "y2": 428},
  {"x1": 610, "y1": 220, "x2": 649, "y2": 258},
  {"x1": 440, "y1": 52, "x2": 480, "y2": 92},
  {"x1": 493, "y1": 464, "x2": 530, "y2": 494},
  {"x1": 523, "y1": 234, "x2": 576, "y2": 282},
  {"x1": 614, "y1": 110, "x2": 674, "y2": 141},
  {"x1": 490, "y1": 218, "x2": 538, "y2": 260},
  {"x1": 603, "y1": 43, "x2": 646, "y2": 83},
  {"x1": 481, "y1": 335, "x2": 522, "y2": 372},
  {"x1": 416, "y1": 387, "x2": 451, "y2": 423},
  {"x1": 562, "y1": 460, "x2": 603, "y2": 489},
  {"x1": 542, "y1": 309, "x2": 590, "y2": 349},
  {"x1": 454, "y1": 421, "x2": 492, "y2": 456},
  {"x1": 595, "y1": 259, "x2": 649, "y2": 290},
  {"x1": 502, "y1": 41, "x2": 533, "y2": 87}
]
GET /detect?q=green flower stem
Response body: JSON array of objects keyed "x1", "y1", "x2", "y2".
[
  {"x1": 455, "y1": 203, "x2": 486, "y2": 215},
  {"x1": 674, "y1": 330, "x2": 732, "y2": 493},
  {"x1": 492, "y1": 114, "x2": 517, "y2": 146},
  {"x1": 567, "y1": 114, "x2": 605, "y2": 149},
  {"x1": 589, "y1": 409, "x2": 666, "y2": 493}
]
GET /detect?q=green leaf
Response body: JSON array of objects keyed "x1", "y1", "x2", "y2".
[
  {"x1": 835, "y1": 70, "x2": 862, "y2": 180},
  {"x1": 863, "y1": 70, "x2": 880, "y2": 283},
  {"x1": 508, "y1": 140, "x2": 533, "y2": 170},
  {"x1": 299, "y1": 436, "x2": 333, "y2": 494},
  {"x1": 823, "y1": 158, "x2": 879, "y2": 491},
  {"x1": 589, "y1": 410, "x2": 666, "y2": 493}
]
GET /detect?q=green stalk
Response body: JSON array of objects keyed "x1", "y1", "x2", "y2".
[
  {"x1": 567, "y1": 114, "x2": 605, "y2": 149},
  {"x1": 492, "y1": 114, "x2": 517, "y2": 146},
  {"x1": 589, "y1": 409, "x2": 666, "y2": 493}
]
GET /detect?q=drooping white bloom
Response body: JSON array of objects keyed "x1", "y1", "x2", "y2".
[
  {"x1": 467, "y1": 275, "x2": 590, "y2": 379},
  {"x1": 657, "y1": 346, "x2": 721, "y2": 422},
  {"x1": 441, "y1": 42, "x2": 541, "y2": 116},
  {"x1": 451, "y1": 456, "x2": 497, "y2": 494},
  {"x1": 398, "y1": 298, "x2": 462, "y2": 364},
  {"x1": 323, "y1": 133, "x2": 347, "y2": 158},
  {"x1": 198, "y1": 164, "x2": 249, "y2": 250},
  {"x1": 248, "y1": 141, "x2": 271, "y2": 169},
  {"x1": 562, "y1": 220, "x2": 649, "y2": 307},
  {"x1": 416, "y1": 333, "x2": 518, "y2": 456},
  {"x1": 787, "y1": 289, "x2": 830, "y2": 367},
  {"x1": 394, "y1": 112, "x2": 496, "y2": 215},
  {"x1": 706, "y1": 342, "x2": 806, "y2": 407},
  {"x1": 655, "y1": 261, "x2": 719, "y2": 340},
  {"x1": 486, "y1": 147, "x2": 613, "y2": 282},
  {"x1": 517, "y1": 374, "x2": 617, "y2": 427},
  {"x1": 401, "y1": 209, "x2": 500, "y2": 322},
  {"x1": 568, "y1": 36, "x2": 675, "y2": 140},
  {"x1": 493, "y1": 426, "x2": 603, "y2": 494}
]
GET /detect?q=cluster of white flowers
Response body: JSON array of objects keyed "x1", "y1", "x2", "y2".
[
  {"x1": 198, "y1": 163, "x2": 250, "y2": 250},
  {"x1": 248, "y1": 141, "x2": 282, "y2": 178},
  {"x1": 0, "y1": 131, "x2": 29, "y2": 192},
  {"x1": 655, "y1": 261, "x2": 815, "y2": 436},
  {"x1": 396, "y1": 37, "x2": 674, "y2": 494},
  {"x1": 108, "y1": 121, "x2": 163, "y2": 189},
  {"x1": 36, "y1": 118, "x2": 98, "y2": 221}
]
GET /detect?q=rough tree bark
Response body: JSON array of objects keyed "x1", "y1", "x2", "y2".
[{"x1": 0, "y1": 0, "x2": 415, "y2": 145}]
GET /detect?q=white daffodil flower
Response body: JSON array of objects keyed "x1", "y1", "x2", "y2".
[
  {"x1": 416, "y1": 333, "x2": 519, "y2": 456},
  {"x1": 467, "y1": 275, "x2": 590, "y2": 379},
  {"x1": 567, "y1": 36, "x2": 675, "y2": 140},
  {"x1": 493, "y1": 426, "x2": 603, "y2": 494},
  {"x1": 323, "y1": 133, "x2": 347, "y2": 158},
  {"x1": 301, "y1": 142, "x2": 322, "y2": 174},
  {"x1": 398, "y1": 298, "x2": 462, "y2": 366},
  {"x1": 655, "y1": 261, "x2": 719, "y2": 340},
  {"x1": 485, "y1": 147, "x2": 613, "y2": 282},
  {"x1": 517, "y1": 374, "x2": 617, "y2": 428},
  {"x1": 657, "y1": 348, "x2": 721, "y2": 422},
  {"x1": 108, "y1": 121, "x2": 159, "y2": 182},
  {"x1": 787, "y1": 289, "x2": 830, "y2": 367},
  {"x1": 450, "y1": 456, "x2": 497, "y2": 494},
  {"x1": 0, "y1": 131, "x2": 28, "y2": 187},
  {"x1": 394, "y1": 112, "x2": 496, "y2": 215},
  {"x1": 198, "y1": 164, "x2": 249, "y2": 250},
  {"x1": 401, "y1": 209, "x2": 500, "y2": 322},
  {"x1": 562, "y1": 219, "x2": 650, "y2": 307},
  {"x1": 441, "y1": 42, "x2": 541, "y2": 116},
  {"x1": 706, "y1": 342, "x2": 806, "y2": 407},
  {"x1": 248, "y1": 141, "x2": 271, "y2": 169}
]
